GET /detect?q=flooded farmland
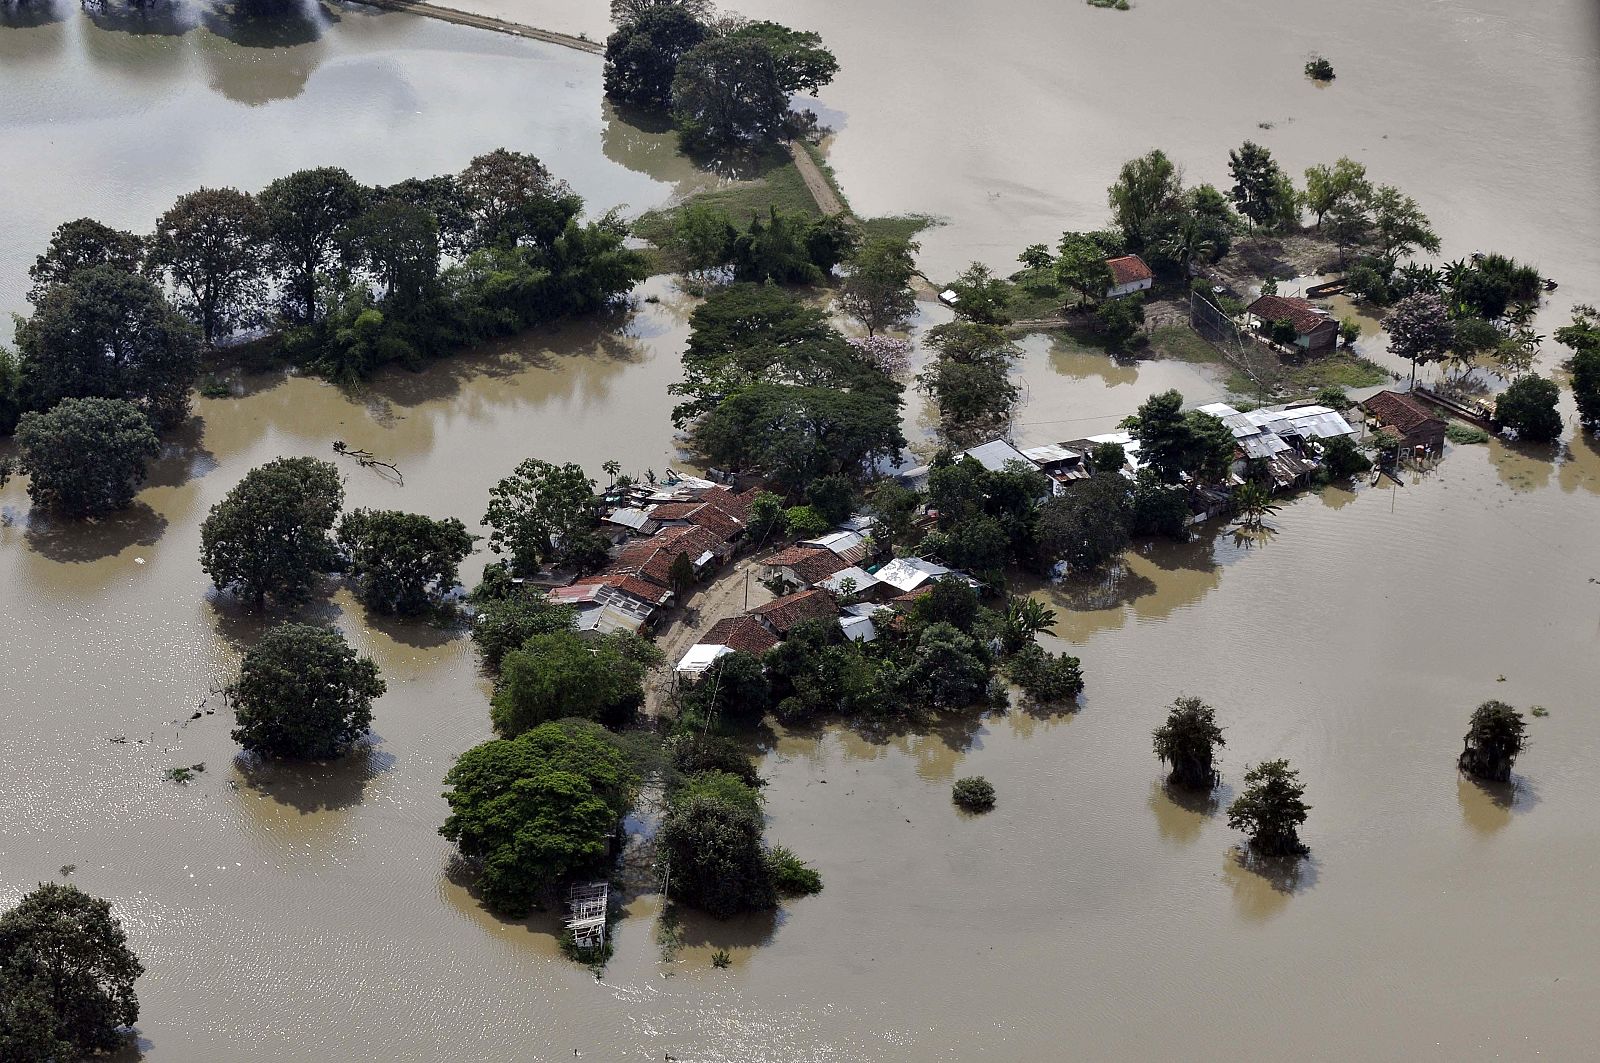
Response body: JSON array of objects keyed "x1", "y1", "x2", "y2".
[{"x1": 3, "y1": 1, "x2": 1600, "y2": 1060}]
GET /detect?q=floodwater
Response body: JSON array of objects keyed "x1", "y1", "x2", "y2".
[{"x1": 5, "y1": 2, "x2": 1600, "y2": 1061}]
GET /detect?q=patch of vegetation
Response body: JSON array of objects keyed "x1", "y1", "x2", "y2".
[
  {"x1": 1445, "y1": 421, "x2": 1489, "y2": 445},
  {"x1": 1530, "y1": 705, "x2": 1550, "y2": 718},
  {"x1": 767, "y1": 845, "x2": 824, "y2": 896},
  {"x1": 857, "y1": 213, "x2": 939, "y2": 246},
  {"x1": 632, "y1": 150, "x2": 821, "y2": 251},
  {"x1": 164, "y1": 763, "x2": 206, "y2": 785},
  {"x1": 1087, "y1": 0, "x2": 1130, "y2": 9},
  {"x1": 1305, "y1": 55, "x2": 1335, "y2": 81},
  {"x1": 952, "y1": 776, "x2": 996, "y2": 813},
  {"x1": 711, "y1": 948, "x2": 732, "y2": 969}
]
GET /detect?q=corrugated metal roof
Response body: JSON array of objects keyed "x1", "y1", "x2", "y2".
[
  {"x1": 961, "y1": 438, "x2": 1033, "y2": 472},
  {"x1": 1021, "y1": 443, "x2": 1082, "y2": 464},
  {"x1": 875, "y1": 557, "x2": 951, "y2": 593}
]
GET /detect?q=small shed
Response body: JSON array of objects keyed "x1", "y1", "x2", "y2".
[
  {"x1": 1362, "y1": 390, "x2": 1447, "y2": 454},
  {"x1": 1246, "y1": 294, "x2": 1339, "y2": 354},
  {"x1": 1105, "y1": 255, "x2": 1154, "y2": 299}
]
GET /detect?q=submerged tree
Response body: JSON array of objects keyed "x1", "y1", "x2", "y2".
[
  {"x1": 258, "y1": 166, "x2": 369, "y2": 325},
  {"x1": 336, "y1": 508, "x2": 477, "y2": 615},
  {"x1": 604, "y1": 2, "x2": 709, "y2": 110},
  {"x1": 1107, "y1": 149, "x2": 1183, "y2": 251},
  {"x1": 1494, "y1": 373, "x2": 1563, "y2": 443},
  {"x1": 1458, "y1": 700, "x2": 1526, "y2": 783},
  {"x1": 481, "y1": 458, "x2": 596, "y2": 574},
  {"x1": 199, "y1": 456, "x2": 344, "y2": 610},
  {"x1": 1152, "y1": 695, "x2": 1224, "y2": 790},
  {"x1": 148, "y1": 186, "x2": 269, "y2": 345},
  {"x1": 1227, "y1": 759, "x2": 1310, "y2": 857},
  {"x1": 13, "y1": 398, "x2": 159, "y2": 518},
  {"x1": 0, "y1": 883, "x2": 144, "y2": 1060},
  {"x1": 232, "y1": 624, "x2": 384, "y2": 759},
  {"x1": 27, "y1": 218, "x2": 145, "y2": 305},
  {"x1": 838, "y1": 235, "x2": 919, "y2": 336},
  {"x1": 1386, "y1": 291, "x2": 1454, "y2": 385},
  {"x1": 1557, "y1": 304, "x2": 1600, "y2": 430}
]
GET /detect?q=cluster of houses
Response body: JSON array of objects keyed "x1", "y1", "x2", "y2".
[
  {"x1": 671, "y1": 515, "x2": 983, "y2": 679},
  {"x1": 545, "y1": 474, "x2": 764, "y2": 639}
]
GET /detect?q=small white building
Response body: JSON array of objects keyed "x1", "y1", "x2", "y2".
[{"x1": 1104, "y1": 255, "x2": 1154, "y2": 299}]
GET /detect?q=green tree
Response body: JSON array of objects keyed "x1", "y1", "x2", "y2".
[
  {"x1": 1152, "y1": 695, "x2": 1224, "y2": 789},
  {"x1": 1055, "y1": 233, "x2": 1113, "y2": 307},
  {"x1": 27, "y1": 218, "x2": 145, "y2": 305},
  {"x1": 668, "y1": 731, "x2": 762, "y2": 787},
  {"x1": 1386, "y1": 292, "x2": 1455, "y2": 385},
  {"x1": 149, "y1": 186, "x2": 268, "y2": 344},
  {"x1": 469, "y1": 591, "x2": 577, "y2": 672},
  {"x1": 728, "y1": 21, "x2": 839, "y2": 94},
  {"x1": 1232, "y1": 482, "x2": 1281, "y2": 530},
  {"x1": 258, "y1": 166, "x2": 368, "y2": 324},
  {"x1": 658, "y1": 790, "x2": 776, "y2": 917},
  {"x1": 458, "y1": 148, "x2": 567, "y2": 250},
  {"x1": 747, "y1": 489, "x2": 787, "y2": 543},
  {"x1": 696, "y1": 383, "x2": 904, "y2": 491},
  {"x1": 440, "y1": 719, "x2": 637, "y2": 914},
  {"x1": 1005, "y1": 643, "x2": 1083, "y2": 704},
  {"x1": 903, "y1": 621, "x2": 989, "y2": 708},
  {"x1": 1227, "y1": 141, "x2": 1293, "y2": 235},
  {"x1": 199, "y1": 456, "x2": 344, "y2": 610},
  {"x1": 603, "y1": 3, "x2": 709, "y2": 109},
  {"x1": 336, "y1": 508, "x2": 477, "y2": 615},
  {"x1": 1323, "y1": 198, "x2": 1372, "y2": 267},
  {"x1": 1367, "y1": 184, "x2": 1440, "y2": 272},
  {"x1": 1494, "y1": 373, "x2": 1562, "y2": 443},
  {"x1": 1036, "y1": 472, "x2": 1130, "y2": 572},
  {"x1": 0, "y1": 883, "x2": 143, "y2": 1061},
  {"x1": 838, "y1": 235, "x2": 919, "y2": 336},
  {"x1": 668, "y1": 550, "x2": 698, "y2": 602},
  {"x1": 1458, "y1": 700, "x2": 1526, "y2": 783},
  {"x1": 1227, "y1": 759, "x2": 1310, "y2": 857},
  {"x1": 14, "y1": 398, "x2": 159, "y2": 517},
  {"x1": 1556, "y1": 305, "x2": 1600, "y2": 429},
  {"x1": 492, "y1": 630, "x2": 656, "y2": 735},
  {"x1": 1302, "y1": 158, "x2": 1369, "y2": 228},
  {"x1": 681, "y1": 650, "x2": 771, "y2": 726},
  {"x1": 1127, "y1": 468, "x2": 1191, "y2": 539},
  {"x1": 668, "y1": 202, "x2": 737, "y2": 276},
  {"x1": 15, "y1": 265, "x2": 201, "y2": 430},
  {"x1": 482, "y1": 458, "x2": 596, "y2": 574},
  {"x1": 1000, "y1": 597, "x2": 1057, "y2": 652},
  {"x1": 232, "y1": 623, "x2": 385, "y2": 759},
  {"x1": 1095, "y1": 294, "x2": 1146, "y2": 352},
  {"x1": 951, "y1": 776, "x2": 996, "y2": 812},
  {"x1": 1125, "y1": 389, "x2": 1235, "y2": 484},
  {"x1": 917, "y1": 319, "x2": 1020, "y2": 445},
  {"x1": 1107, "y1": 149, "x2": 1183, "y2": 250},
  {"x1": 671, "y1": 35, "x2": 791, "y2": 151},
  {"x1": 346, "y1": 200, "x2": 441, "y2": 315},
  {"x1": 945, "y1": 262, "x2": 1013, "y2": 325}
]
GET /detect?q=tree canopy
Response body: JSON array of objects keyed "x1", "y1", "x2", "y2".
[
  {"x1": 1386, "y1": 293, "x2": 1454, "y2": 383},
  {"x1": 658, "y1": 787, "x2": 777, "y2": 917},
  {"x1": 15, "y1": 264, "x2": 201, "y2": 431},
  {"x1": 199, "y1": 456, "x2": 344, "y2": 610},
  {"x1": 1458, "y1": 700, "x2": 1526, "y2": 783},
  {"x1": 604, "y1": 3, "x2": 710, "y2": 109},
  {"x1": 838, "y1": 235, "x2": 919, "y2": 336},
  {"x1": 1152, "y1": 695, "x2": 1224, "y2": 790},
  {"x1": 232, "y1": 623, "x2": 385, "y2": 759},
  {"x1": 337, "y1": 508, "x2": 477, "y2": 615},
  {"x1": 1124, "y1": 389, "x2": 1235, "y2": 484},
  {"x1": 1494, "y1": 374, "x2": 1562, "y2": 443},
  {"x1": 468, "y1": 590, "x2": 578, "y2": 672},
  {"x1": 27, "y1": 218, "x2": 145, "y2": 306},
  {"x1": 1107, "y1": 149, "x2": 1183, "y2": 251},
  {"x1": 148, "y1": 186, "x2": 268, "y2": 345},
  {"x1": 441, "y1": 719, "x2": 637, "y2": 914},
  {"x1": 258, "y1": 166, "x2": 368, "y2": 324},
  {"x1": 14, "y1": 398, "x2": 160, "y2": 518},
  {"x1": 482, "y1": 458, "x2": 597, "y2": 574},
  {"x1": 670, "y1": 21, "x2": 838, "y2": 151},
  {"x1": 491, "y1": 630, "x2": 658, "y2": 736},
  {"x1": 0, "y1": 883, "x2": 143, "y2": 1062},
  {"x1": 1227, "y1": 759, "x2": 1310, "y2": 857},
  {"x1": 1557, "y1": 305, "x2": 1600, "y2": 429}
]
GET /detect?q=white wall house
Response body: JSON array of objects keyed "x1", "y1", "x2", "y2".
[{"x1": 1104, "y1": 254, "x2": 1154, "y2": 299}]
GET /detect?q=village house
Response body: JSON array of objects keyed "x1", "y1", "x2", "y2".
[
  {"x1": 1198, "y1": 401, "x2": 1358, "y2": 490},
  {"x1": 547, "y1": 578, "x2": 660, "y2": 638},
  {"x1": 761, "y1": 544, "x2": 851, "y2": 589},
  {"x1": 1104, "y1": 254, "x2": 1154, "y2": 299},
  {"x1": 1019, "y1": 443, "x2": 1090, "y2": 495},
  {"x1": 1245, "y1": 293, "x2": 1339, "y2": 354},
  {"x1": 750, "y1": 588, "x2": 838, "y2": 638},
  {"x1": 1361, "y1": 390, "x2": 1448, "y2": 455},
  {"x1": 673, "y1": 614, "x2": 780, "y2": 677},
  {"x1": 798, "y1": 528, "x2": 872, "y2": 566},
  {"x1": 819, "y1": 565, "x2": 881, "y2": 598}
]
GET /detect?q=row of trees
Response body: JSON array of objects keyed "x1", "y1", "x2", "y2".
[{"x1": 604, "y1": 2, "x2": 838, "y2": 152}]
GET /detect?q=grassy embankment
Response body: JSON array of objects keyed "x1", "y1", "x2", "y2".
[
  {"x1": 632, "y1": 143, "x2": 935, "y2": 274},
  {"x1": 1149, "y1": 323, "x2": 1390, "y2": 399}
]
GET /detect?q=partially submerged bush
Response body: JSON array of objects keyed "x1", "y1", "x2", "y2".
[
  {"x1": 952, "y1": 775, "x2": 996, "y2": 813},
  {"x1": 1305, "y1": 55, "x2": 1335, "y2": 81},
  {"x1": 767, "y1": 845, "x2": 823, "y2": 896}
]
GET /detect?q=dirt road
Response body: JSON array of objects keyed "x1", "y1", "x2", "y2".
[{"x1": 644, "y1": 554, "x2": 777, "y2": 717}]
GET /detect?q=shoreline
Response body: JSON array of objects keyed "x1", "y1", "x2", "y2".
[{"x1": 357, "y1": 0, "x2": 602, "y2": 54}]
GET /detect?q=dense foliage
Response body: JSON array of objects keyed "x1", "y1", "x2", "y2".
[
  {"x1": 1152, "y1": 695, "x2": 1225, "y2": 790},
  {"x1": 481, "y1": 459, "x2": 599, "y2": 575},
  {"x1": 337, "y1": 508, "x2": 477, "y2": 614},
  {"x1": 1227, "y1": 759, "x2": 1310, "y2": 857},
  {"x1": 491, "y1": 630, "x2": 659, "y2": 735},
  {"x1": 232, "y1": 623, "x2": 385, "y2": 759},
  {"x1": 0, "y1": 884, "x2": 144, "y2": 1062},
  {"x1": 1494, "y1": 374, "x2": 1563, "y2": 443},
  {"x1": 1458, "y1": 700, "x2": 1526, "y2": 783},
  {"x1": 199, "y1": 456, "x2": 344, "y2": 610},
  {"x1": 1557, "y1": 305, "x2": 1600, "y2": 429},
  {"x1": 13, "y1": 398, "x2": 159, "y2": 517},
  {"x1": 469, "y1": 590, "x2": 579, "y2": 672},
  {"x1": 441, "y1": 720, "x2": 638, "y2": 914},
  {"x1": 951, "y1": 776, "x2": 996, "y2": 813}
]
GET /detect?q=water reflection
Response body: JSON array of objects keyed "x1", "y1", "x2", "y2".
[
  {"x1": 1148, "y1": 780, "x2": 1222, "y2": 847},
  {"x1": 0, "y1": 0, "x2": 67, "y2": 28},
  {"x1": 22, "y1": 501, "x2": 169, "y2": 565},
  {"x1": 233, "y1": 742, "x2": 393, "y2": 814},
  {"x1": 82, "y1": 0, "x2": 199, "y2": 37},
  {"x1": 1491, "y1": 436, "x2": 1558, "y2": 492},
  {"x1": 1456, "y1": 773, "x2": 1538, "y2": 836},
  {"x1": 1557, "y1": 432, "x2": 1600, "y2": 495},
  {"x1": 1222, "y1": 846, "x2": 1318, "y2": 922},
  {"x1": 671, "y1": 903, "x2": 782, "y2": 969},
  {"x1": 600, "y1": 100, "x2": 720, "y2": 203}
]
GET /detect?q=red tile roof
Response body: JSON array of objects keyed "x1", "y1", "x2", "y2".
[
  {"x1": 1363, "y1": 391, "x2": 1445, "y2": 435},
  {"x1": 573, "y1": 574, "x2": 673, "y2": 606},
  {"x1": 700, "y1": 615, "x2": 779, "y2": 654},
  {"x1": 764, "y1": 545, "x2": 849, "y2": 585},
  {"x1": 1106, "y1": 254, "x2": 1153, "y2": 286},
  {"x1": 1247, "y1": 294, "x2": 1335, "y2": 336},
  {"x1": 687, "y1": 504, "x2": 744, "y2": 542},
  {"x1": 751, "y1": 588, "x2": 837, "y2": 634}
]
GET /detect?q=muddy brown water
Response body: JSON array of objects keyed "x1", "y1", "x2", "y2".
[{"x1": 4, "y1": 3, "x2": 1600, "y2": 1061}]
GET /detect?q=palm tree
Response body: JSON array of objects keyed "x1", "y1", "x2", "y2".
[
  {"x1": 1232, "y1": 482, "x2": 1281, "y2": 530},
  {"x1": 1156, "y1": 216, "x2": 1219, "y2": 283},
  {"x1": 602, "y1": 459, "x2": 621, "y2": 487},
  {"x1": 1152, "y1": 695, "x2": 1225, "y2": 790},
  {"x1": 1001, "y1": 597, "x2": 1058, "y2": 653}
]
